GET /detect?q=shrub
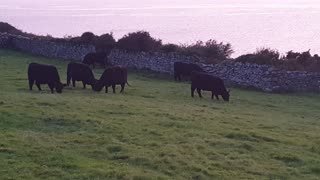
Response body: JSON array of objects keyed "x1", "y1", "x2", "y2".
[
  {"x1": 235, "y1": 48, "x2": 320, "y2": 72},
  {"x1": 160, "y1": 43, "x2": 179, "y2": 53},
  {"x1": 286, "y1": 50, "x2": 300, "y2": 59},
  {"x1": 178, "y1": 40, "x2": 233, "y2": 64},
  {"x1": 80, "y1": 32, "x2": 97, "y2": 44},
  {"x1": 235, "y1": 48, "x2": 280, "y2": 65},
  {"x1": 296, "y1": 49, "x2": 312, "y2": 65},
  {"x1": 95, "y1": 33, "x2": 116, "y2": 53},
  {"x1": 117, "y1": 31, "x2": 162, "y2": 52},
  {"x1": 281, "y1": 50, "x2": 320, "y2": 72}
]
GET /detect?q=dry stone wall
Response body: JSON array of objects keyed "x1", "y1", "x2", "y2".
[
  {"x1": 109, "y1": 50, "x2": 320, "y2": 93},
  {"x1": 109, "y1": 49, "x2": 199, "y2": 74},
  {"x1": 1, "y1": 32, "x2": 320, "y2": 93},
  {"x1": 201, "y1": 62, "x2": 320, "y2": 92},
  {"x1": 0, "y1": 33, "x2": 95, "y2": 61},
  {"x1": 0, "y1": 33, "x2": 11, "y2": 48}
]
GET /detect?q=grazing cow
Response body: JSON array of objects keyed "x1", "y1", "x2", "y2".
[
  {"x1": 174, "y1": 62, "x2": 203, "y2": 81},
  {"x1": 93, "y1": 66, "x2": 129, "y2": 93},
  {"x1": 191, "y1": 71, "x2": 230, "y2": 101},
  {"x1": 82, "y1": 52, "x2": 108, "y2": 68},
  {"x1": 67, "y1": 62, "x2": 97, "y2": 89},
  {"x1": 28, "y1": 63, "x2": 65, "y2": 93}
]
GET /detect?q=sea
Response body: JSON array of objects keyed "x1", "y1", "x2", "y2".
[{"x1": 1, "y1": 0, "x2": 319, "y2": 57}]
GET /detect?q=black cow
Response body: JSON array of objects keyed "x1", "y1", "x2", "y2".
[
  {"x1": 82, "y1": 52, "x2": 108, "y2": 68},
  {"x1": 93, "y1": 66, "x2": 129, "y2": 93},
  {"x1": 67, "y1": 62, "x2": 97, "y2": 89},
  {"x1": 174, "y1": 62, "x2": 203, "y2": 81},
  {"x1": 28, "y1": 63, "x2": 65, "y2": 93},
  {"x1": 191, "y1": 71, "x2": 230, "y2": 101}
]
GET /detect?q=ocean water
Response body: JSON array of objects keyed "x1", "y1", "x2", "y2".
[{"x1": 1, "y1": 0, "x2": 319, "y2": 56}]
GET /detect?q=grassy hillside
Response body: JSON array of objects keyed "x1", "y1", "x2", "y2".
[{"x1": 0, "y1": 49, "x2": 320, "y2": 179}]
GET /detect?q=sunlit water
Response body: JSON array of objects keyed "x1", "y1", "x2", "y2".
[{"x1": 1, "y1": 0, "x2": 319, "y2": 57}]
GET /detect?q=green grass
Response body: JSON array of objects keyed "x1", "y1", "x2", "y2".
[{"x1": 0, "y1": 49, "x2": 320, "y2": 179}]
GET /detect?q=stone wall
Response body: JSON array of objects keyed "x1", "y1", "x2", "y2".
[
  {"x1": 0, "y1": 33, "x2": 11, "y2": 48},
  {"x1": 1, "y1": 32, "x2": 320, "y2": 93},
  {"x1": 109, "y1": 50, "x2": 320, "y2": 93},
  {"x1": 202, "y1": 62, "x2": 320, "y2": 92},
  {"x1": 109, "y1": 49, "x2": 200, "y2": 74},
  {"x1": 0, "y1": 32, "x2": 95, "y2": 61}
]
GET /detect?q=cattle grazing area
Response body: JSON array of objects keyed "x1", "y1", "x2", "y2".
[{"x1": 0, "y1": 50, "x2": 320, "y2": 179}]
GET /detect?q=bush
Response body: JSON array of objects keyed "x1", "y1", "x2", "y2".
[
  {"x1": 160, "y1": 43, "x2": 179, "y2": 53},
  {"x1": 235, "y1": 48, "x2": 320, "y2": 72},
  {"x1": 178, "y1": 40, "x2": 233, "y2": 64},
  {"x1": 117, "y1": 31, "x2": 162, "y2": 52},
  {"x1": 95, "y1": 33, "x2": 116, "y2": 53},
  {"x1": 286, "y1": 50, "x2": 300, "y2": 59},
  {"x1": 296, "y1": 50, "x2": 312, "y2": 65},
  {"x1": 235, "y1": 48, "x2": 280, "y2": 65},
  {"x1": 281, "y1": 50, "x2": 320, "y2": 72},
  {"x1": 80, "y1": 32, "x2": 97, "y2": 44}
]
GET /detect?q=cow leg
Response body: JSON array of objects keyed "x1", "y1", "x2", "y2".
[
  {"x1": 197, "y1": 88, "x2": 202, "y2": 98},
  {"x1": 48, "y1": 83, "x2": 54, "y2": 93},
  {"x1": 35, "y1": 82, "x2": 42, "y2": 91},
  {"x1": 29, "y1": 79, "x2": 34, "y2": 90},
  {"x1": 112, "y1": 84, "x2": 116, "y2": 93},
  {"x1": 211, "y1": 92, "x2": 214, "y2": 99},
  {"x1": 215, "y1": 95, "x2": 220, "y2": 100},
  {"x1": 82, "y1": 81, "x2": 86, "y2": 89},
  {"x1": 191, "y1": 86, "x2": 196, "y2": 97},
  {"x1": 72, "y1": 79, "x2": 76, "y2": 87},
  {"x1": 67, "y1": 74, "x2": 71, "y2": 87},
  {"x1": 120, "y1": 83, "x2": 125, "y2": 93},
  {"x1": 105, "y1": 86, "x2": 108, "y2": 93}
]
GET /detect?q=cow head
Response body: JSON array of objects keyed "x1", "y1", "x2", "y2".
[
  {"x1": 222, "y1": 89, "x2": 230, "y2": 102},
  {"x1": 93, "y1": 81, "x2": 104, "y2": 92},
  {"x1": 55, "y1": 82, "x2": 66, "y2": 93},
  {"x1": 90, "y1": 79, "x2": 98, "y2": 89}
]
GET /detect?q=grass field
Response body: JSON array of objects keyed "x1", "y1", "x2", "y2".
[{"x1": 0, "y1": 49, "x2": 320, "y2": 179}]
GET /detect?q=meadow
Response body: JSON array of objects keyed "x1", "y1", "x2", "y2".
[{"x1": 0, "y1": 49, "x2": 320, "y2": 179}]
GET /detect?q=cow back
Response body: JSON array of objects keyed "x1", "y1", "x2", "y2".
[
  {"x1": 191, "y1": 71, "x2": 226, "y2": 92},
  {"x1": 174, "y1": 62, "x2": 203, "y2": 76},
  {"x1": 96, "y1": 66, "x2": 127, "y2": 87},
  {"x1": 83, "y1": 52, "x2": 108, "y2": 65},
  {"x1": 67, "y1": 62, "x2": 95, "y2": 83},
  {"x1": 28, "y1": 63, "x2": 61, "y2": 83}
]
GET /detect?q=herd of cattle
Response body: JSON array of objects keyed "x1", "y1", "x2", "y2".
[{"x1": 27, "y1": 53, "x2": 230, "y2": 101}]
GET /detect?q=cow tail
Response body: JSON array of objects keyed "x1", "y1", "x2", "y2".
[
  {"x1": 125, "y1": 75, "x2": 131, "y2": 86},
  {"x1": 124, "y1": 68, "x2": 131, "y2": 86},
  {"x1": 27, "y1": 66, "x2": 33, "y2": 89}
]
